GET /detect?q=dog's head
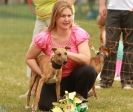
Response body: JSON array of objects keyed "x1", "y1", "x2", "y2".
[
  {"x1": 97, "y1": 46, "x2": 110, "y2": 57},
  {"x1": 51, "y1": 47, "x2": 70, "y2": 67},
  {"x1": 91, "y1": 46, "x2": 110, "y2": 74}
]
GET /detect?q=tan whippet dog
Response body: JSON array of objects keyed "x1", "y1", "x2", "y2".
[{"x1": 26, "y1": 47, "x2": 69, "y2": 112}]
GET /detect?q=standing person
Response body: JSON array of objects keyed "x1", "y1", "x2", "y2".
[
  {"x1": 87, "y1": 0, "x2": 98, "y2": 20},
  {"x1": 31, "y1": 0, "x2": 56, "y2": 38},
  {"x1": 115, "y1": 35, "x2": 124, "y2": 81},
  {"x1": 97, "y1": 0, "x2": 133, "y2": 89},
  {"x1": 26, "y1": 0, "x2": 56, "y2": 77},
  {"x1": 26, "y1": 0, "x2": 75, "y2": 77},
  {"x1": 26, "y1": 1, "x2": 97, "y2": 111}
]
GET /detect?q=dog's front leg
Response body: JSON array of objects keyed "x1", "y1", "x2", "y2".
[
  {"x1": 56, "y1": 81, "x2": 61, "y2": 101},
  {"x1": 25, "y1": 72, "x2": 37, "y2": 109},
  {"x1": 32, "y1": 78, "x2": 45, "y2": 112},
  {"x1": 56, "y1": 70, "x2": 62, "y2": 101},
  {"x1": 92, "y1": 85, "x2": 97, "y2": 98}
]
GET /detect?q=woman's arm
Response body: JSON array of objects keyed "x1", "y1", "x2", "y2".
[
  {"x1": 25, "y1": 45, "x2": 42, "y2": 76},
  {"x1": 67, "y1": 40, "x2": 91, "y2": 65},
  {"x1": 99, "y1": 0, "x2": 107, "y2": 18}
]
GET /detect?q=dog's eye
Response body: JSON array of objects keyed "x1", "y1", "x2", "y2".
[
  {"x1": 96, "y1": 52, "x2": 100, "y2": 55},
  {"x1": 64, "y1": 52, "x2": 67, "y2": 55}
]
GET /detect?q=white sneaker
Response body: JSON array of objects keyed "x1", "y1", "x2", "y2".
[
  {"x1": 96, "y1": 73, "x2": 101, "y2": 81},
  {"x1": 95, "y1": 85, "x2": 102, "y2": 89},
  {"x1": 123, "y1": 85, "x2": 133, "y2": 90},
  {"x1": 114, "y1": 76, "x2": 120, "y2": 81}
]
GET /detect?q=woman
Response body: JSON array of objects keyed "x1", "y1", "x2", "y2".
[
  {"x1": 27, "y1": 0, "x2": 75, "y2": 77},
  {"x1": 26, "y1": 1, "x2": 97, "y2": 111}
]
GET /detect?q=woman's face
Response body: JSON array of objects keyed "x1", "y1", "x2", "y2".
[{"x1": 56, "y1": 8, "x2": 73, "y2": 30}]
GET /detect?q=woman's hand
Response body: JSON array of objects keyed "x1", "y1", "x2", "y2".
[
  {"x1": 99, "y1": 0, "x2": 107, "y2": 19},
  {"x1": 67, "y1": 40, "x2": 91, "y2": 65}
]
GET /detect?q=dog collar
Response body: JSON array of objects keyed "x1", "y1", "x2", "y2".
[{"x1": 51, "y1": 61, "x2": 62, "y2": 69}]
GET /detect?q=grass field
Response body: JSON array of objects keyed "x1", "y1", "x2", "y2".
[{"x1": 0, "y1": 4, "x2": 133, "y2": 112}]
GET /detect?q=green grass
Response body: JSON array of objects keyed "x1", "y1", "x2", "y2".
[{"x1": 0, "y1": 4, "x2": 133, "y2": 112}]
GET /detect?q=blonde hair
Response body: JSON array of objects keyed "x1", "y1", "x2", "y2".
[{"x1": 48, "y1": 1, "x2": 73, "y2": 32}]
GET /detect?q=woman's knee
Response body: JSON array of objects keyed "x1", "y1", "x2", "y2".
[{"x1": 80, "y1": 65, "x2": 98, "y2": 79}]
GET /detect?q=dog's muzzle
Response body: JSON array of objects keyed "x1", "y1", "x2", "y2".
[{"x1": 63, "y1": 61, "x2": 67, "y2": 65}]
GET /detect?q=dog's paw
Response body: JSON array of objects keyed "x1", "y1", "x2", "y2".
[
  {"x1": 31, "y1": 107, "x2": 37, "y2": 112},
  {"x1": 25, "y1": 105, "x2": 31, "y2": 109},
  {"x1": 19, "y1": 94, "x2": 27, "y2": 99},
  {"x1": 19, "y1": 91, "x2": 28, "y2": 98}
]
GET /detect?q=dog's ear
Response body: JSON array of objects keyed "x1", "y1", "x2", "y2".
[
  {"x1": 106, "y1": 48, "x2": 111, "y2": 55},
  {"x1": 99, "y1": 45, "x2": 110, "y2": 56},
  {"x1": 65, "y1": 46, "x2": 70, "y2": 50},
  {"x1": 52, "y1": 48, "x2": 57, "y2": 52},
  {"x1": 99, "y1": 45, "x2": 108, "y2": 52},
  {"x1": 99, "y1": 45, "x2": 104, "y2": 51}
]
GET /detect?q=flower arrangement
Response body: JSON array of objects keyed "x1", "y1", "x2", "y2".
[{"x1": 51, "y1": 91, "x2": 88, "y2": 112}]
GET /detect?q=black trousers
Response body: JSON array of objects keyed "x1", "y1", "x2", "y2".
[
  {"x1": 100, "y1": 10, "x2": 133, "y2": 87},
  {"x1": 38, "y1": 65, "x2": 97, "y2": 111}
]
